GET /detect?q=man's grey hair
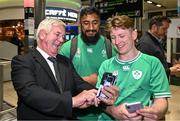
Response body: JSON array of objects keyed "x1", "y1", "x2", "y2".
[{"x1": 36, "y1": 18, "x2": 66, "y2": 42}]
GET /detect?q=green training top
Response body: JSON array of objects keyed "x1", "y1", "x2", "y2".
[
  {"x1": 59, "y1": 34, "x2": 116, "y2": 120},
  {"x1": 96, "y1": 52, "x2": 171, "y2": 120},
  {"x1": 59, "y1": 34, "x2": 116, "y2": 77}
]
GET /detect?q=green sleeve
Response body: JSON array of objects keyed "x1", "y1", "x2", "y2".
[
  {"x1": 149, "y1": 58, "x2": 171, "y2": 98},
  {"x1": 58, "y1": 40, "x2": 71, "y2": 58}
]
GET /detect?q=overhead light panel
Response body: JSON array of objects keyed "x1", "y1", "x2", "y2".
[
  {"x1": 147, "y1": 0, "x2": 152, "y2": 4},
  {"x1": 156, "y1": 4, "x2": 162, "y2": 7},
  {"x1": 144, "y1": 0, "x2": 166, "y2": 8}
]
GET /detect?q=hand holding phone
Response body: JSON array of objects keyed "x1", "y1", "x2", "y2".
[
  {"x1": 96, "y1": 72, "x2": 117, "y2": 98},
  {"x1": 126, "y1": 102, "x2": 143, "y2": 113}
]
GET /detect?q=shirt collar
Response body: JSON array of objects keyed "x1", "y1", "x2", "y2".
[
  {"x1": 36, "y1": 46, "x2": 51, "y2": 59},
  {"x1": 148, "y1": 31, "x2": 162, "y2": 44}
]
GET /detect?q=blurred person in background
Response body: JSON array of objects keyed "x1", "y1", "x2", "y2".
[{"x1": 136, "y1": 15, "x2": 180, "y2": 79}]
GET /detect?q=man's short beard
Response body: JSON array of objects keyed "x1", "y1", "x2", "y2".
[{"x1": 81, "y1": 31, "x2": 100, "y2": 45}]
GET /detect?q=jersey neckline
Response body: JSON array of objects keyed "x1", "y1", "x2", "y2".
[{"x1": 115, "y1": 51, "x2": 142, "y2": 64}]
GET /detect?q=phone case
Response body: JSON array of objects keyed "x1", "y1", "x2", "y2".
[
  {"x1": 126, "y1": 102, "x2": 143, "y2": 113},
  {"x1": 96, "y1": 72, "x2": 117, "y2": 98}
]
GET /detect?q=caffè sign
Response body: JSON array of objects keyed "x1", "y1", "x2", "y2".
[{"x1": 46, "y1": 7, "x2": 78, "y2": 22}]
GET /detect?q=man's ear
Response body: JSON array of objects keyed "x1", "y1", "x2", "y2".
[
  {"x1": 38, "y1": 29, "x2": 47, "y2": 40},
  {"x1": 151, "y1": 24, "x2": 158, "y2": 31},
  {"x1": 132, "y1": 30, "x2": 138, "y2": 41}
]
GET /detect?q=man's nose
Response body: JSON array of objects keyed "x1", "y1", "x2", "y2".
[
  {"x1": 89, "y1": 23, "x2": 94, "y2": 30},
  {"x1": 113, "y1": 37, "x2": 121, "y2": 44},
  {"x1": 115, "y1": 39, "x2": 119, "y2": 45},
  {"x1": 57, "y1": 36, "x2": 65, "y2": 43}
]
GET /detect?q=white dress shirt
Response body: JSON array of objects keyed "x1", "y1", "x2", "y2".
[{"x1": 36, "y1": 47, "x2": 56, "y2": 79}]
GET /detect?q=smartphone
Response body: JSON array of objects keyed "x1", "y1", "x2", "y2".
[
  {"x1": 96, "y1": 72, "x2": 117, "y2": 98},
  {"x1": 126, "y1": 102, "x2": 143, "y2": 113}
]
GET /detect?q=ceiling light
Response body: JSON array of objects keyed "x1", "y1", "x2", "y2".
[
  {"x1": 144, "y1": 0, "x2": 166, "y2": 8},
  {"x1": 156, "y1": 4, "x2": 162, "y2": 7},
  {"x1": 147, "y1": 0, "x2": 152, "y2": 4}
]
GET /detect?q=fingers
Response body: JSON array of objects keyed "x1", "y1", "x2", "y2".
[
  {"x1": 99, "y1": 86, "x2": 119, "y2": 105},
  {"x1": 94, "y1": 96, "x2": 100, "y2": 107},
  {"x1": 85, "y1": 90, "x2": 98, "y2": 105},
  {"x1": 73, "y1": 89, "x2": 101, "y2": 108},
  {"x1": 143, "y1": 117, "x2": 157, "y2": 121},
  {"x1": 129, "y1": 115, "x2": 143, "y2": 121},
  {"x1": 98, "y1": 96, "x2": 112, "y2": 105},
  {"x1": 171, "y1": 64, "x2": 180, "y2": 74},
  {"x1": 103, "y1": 86, "x2": 119, "y2": 98},
  {"x1": 137, "y1": 107, "x2": 159, "y2": 120},
  {"x1": 111, "y1": 104, "x2": 142, "y2": 120},
  {"x1": 73, "y1": 86, "x2": 119, "y2": 109}
]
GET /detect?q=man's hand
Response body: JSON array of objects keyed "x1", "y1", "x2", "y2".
[
  {"x1": 72, "y1": 89, "x2": 100, "y2": 108},
  {"x1": 98, "y1": 86, "x2": 119, "y2": 105},
  {"x1": 106, "y1": 103, "x2": 143, "y2": 120},
  {"x1": 137, "y1": 106, "x2": 159, "y2": 121},
  {"x1": 170, "y1": 63, "x2": 180, "y2": 75},
  {"x1": 137, "y1": 98, "x2": 168, "y2": 121}
]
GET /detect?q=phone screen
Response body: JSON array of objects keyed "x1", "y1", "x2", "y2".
[{"x1": 96, "y1": 72, "x2": 117, "y2": 98}]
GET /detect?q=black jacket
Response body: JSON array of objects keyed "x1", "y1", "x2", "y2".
[
  {"x1": 136, "y1": 31, "x2": 170, "y2": 78},
  {"x1": 11, "y1": 49, "x2": 94, "y2": 120}
]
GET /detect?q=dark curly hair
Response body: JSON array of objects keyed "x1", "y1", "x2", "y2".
[
  {"x1": 79, "y1": 6, "x2": 100, "y2": 20},
  {"x1": 149, "y1": 15, "x2": 171, "y2": 29}
]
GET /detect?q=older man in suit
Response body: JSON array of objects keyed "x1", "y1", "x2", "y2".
[{"x1": 11, "y1": 18, "x2": 118, "y2": 120}]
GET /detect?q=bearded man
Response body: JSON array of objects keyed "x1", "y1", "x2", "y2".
[{"x1": 59, "y1": 6, "x2": 116, "y2": 86}]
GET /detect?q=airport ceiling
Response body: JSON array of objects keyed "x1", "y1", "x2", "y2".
[
  {"x1": 0, "y1": 0, "x2": 178, "y2": 11},
  {"x1": 143, "y1": 0, "x2": 177, "y2": 11},
  {"x1": 81, "y1": 0, "x2": 177, "y2": 11}
]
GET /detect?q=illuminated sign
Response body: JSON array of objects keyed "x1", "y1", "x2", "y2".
[
  {"x1": 95, "y1": 0, "x2": 143, "y2": 19},
  {"x1": 45, "y1": 7, "x2": 78, "y2": 22}
]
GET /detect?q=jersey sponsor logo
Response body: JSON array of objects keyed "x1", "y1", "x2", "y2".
[
  {"x1": 87, "y1": 48, "x2": 93, "y2": 53},
  {"x1": 101, "y1": 49, "x2": 107, "y2": 57},
  {"x1": 113, "y1": 71, "x2": 118, "y2": 76},
  {"x1": 132, "y1": 70, "x2": 142, "y2": 80},
  {"x1": 122, "y1": 65, "x2": 130, "y2": 71}
]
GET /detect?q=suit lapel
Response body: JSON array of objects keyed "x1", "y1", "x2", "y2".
[{"x1": 31, "y1": 49, "x2": 61, "y2": 92}]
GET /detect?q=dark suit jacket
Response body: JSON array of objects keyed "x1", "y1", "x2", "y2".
[
  {"x1": 136, "y1": 31, "x2": 170, "y2": 77},
  {"x1": 11, "y1": 49, "x2": 94, "y2": 120}
]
